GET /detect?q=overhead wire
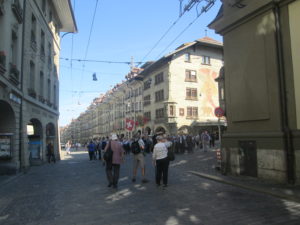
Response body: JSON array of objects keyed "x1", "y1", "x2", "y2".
[
  {"x1": 138, "y1": 0, "x2": 207, "y2": 65},
  {"x1": 78, "y1": 0, "x2": 100, "y2": 103},
  {"x1": 155, "y1": 0, "x2": 216, "y2": 60}
]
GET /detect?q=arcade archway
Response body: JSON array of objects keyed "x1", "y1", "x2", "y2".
[
  {"x1": 154, "y1": 126, "x2": 166, "y2": 134},
  {"x1": 27, "y1": 119, "x2": 43, "y2": 163},
  {"x1": 0, "y1": 100, "x2": 16, "y2": 159}
]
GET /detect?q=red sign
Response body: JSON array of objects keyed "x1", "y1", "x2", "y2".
[
  {"x1": 125, "y1": 119, "x2": 134, "y2": 131},
  {"x1": 214, "y1": 107, "x2": 224, "y2": 118}
]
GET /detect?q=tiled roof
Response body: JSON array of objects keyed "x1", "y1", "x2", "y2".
[{"x1": 197, "y1": 36, "x2": 223, "y2": 46}]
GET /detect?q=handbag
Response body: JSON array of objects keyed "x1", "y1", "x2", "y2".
[
  {"x1": 103, "y1": 141, "x2": 113, "y2": 162},
  {"x1": 167, "y1": 147, "x2": 175, "y2": 161}
]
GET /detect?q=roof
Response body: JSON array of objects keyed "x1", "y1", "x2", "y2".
[
  {"x1": 197, "y1": 36, "x2": 223, "y2": 46},
  {"x1": 140, "y1": 36, "x2": 223, "y2": 77},
  {"x1": 53, "y1": 0, "x2": 77, "y2": 33},
  {"x1": 208, "y1": 4, "x2": 224, "y2": 29}
]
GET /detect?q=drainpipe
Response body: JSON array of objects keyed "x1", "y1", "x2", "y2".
[
  {"x1": 273, "y1": 2, "x2": 295, "y2": 184},
  {"x1": 19, "y1": 0, "x2": 27, "y2": 172}
]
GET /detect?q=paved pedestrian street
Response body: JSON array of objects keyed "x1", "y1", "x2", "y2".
[{"x1": 0, "y1": 148, "x2": 300, "y2": 225}]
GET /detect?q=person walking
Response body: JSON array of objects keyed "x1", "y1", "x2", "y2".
[
  {"x1": 131, "y1": 133, "x2": 148, "y2": 183},
  {"x1": 104, "y1": 133, "x2": 124, "y2": 188},
  {"x1": 46, "y1": 142, "x2": 56, "y2": 163},
  {"x1": 65, "y1": 140, "x2": 71, "y2": 155},
  {"x1": 87, "y1": 140, "x2": 96, "y2": 160},
  {"x1": 201, "y1": 131, "x2": 211, "y2": 152},
  {"x1": 152, "y1": 136, "x2": 171, "y2": 189}
]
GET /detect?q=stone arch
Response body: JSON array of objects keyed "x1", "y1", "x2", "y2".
[
  {"x1": 0, "y1": 100, "x2": 16, "y2": 134},
  {"x1": 154, "y1": 126, "x2": 166, "y2": 134},
  {"x1": 27, "y1": 118, "x2": 43, "y2": 163},
  {"x1": 178, "y1": 125, "x2": 191, "y2": 135},
  {"x1": 0, "y1": 100, "x2": 16, "y2": 160}
]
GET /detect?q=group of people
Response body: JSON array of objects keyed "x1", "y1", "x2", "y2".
[{"x1": 84, "y1": 130, "x2": 217, "y2": 190}]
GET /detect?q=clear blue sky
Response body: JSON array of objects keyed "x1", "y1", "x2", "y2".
[{"x1": 59, "y1": 0, "x2": 223, "y2": 127}]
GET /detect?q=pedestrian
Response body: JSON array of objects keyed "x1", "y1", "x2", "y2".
[
  {"x1": 201, "y1": 131, "x2": 211, "y2": 152},
  {"x1": 66, "y1": 140, "x2": 71, "y2": 155},
  {"x1": 47, "y1": 142, "x2": 56, "y2": 163},
  {"x1": 87, "y1": 140, "x2": 96, "y2": 160},
  {"x1": 210, "y1": 132, "x2": 216, "y2": 148},
  {"x1": 152, "y1": 135, "x2": 171, "y2": 189},
  {"x1": 96, "y1": 139, "x2": 102, "y2": 160},
  {"x1": 131, "y1": 133, "x2": 149, "y2": 183},
  {"x1": 104, "y1": 133, "x2": 125, "y2": 188}
]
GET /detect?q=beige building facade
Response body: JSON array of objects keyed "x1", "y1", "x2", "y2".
[
  {"x1": 209, "y1": 0, "x2": 300, "y2": 184},
  {"x1": 0, "y1": 0, "x2": 76, "y2": 174},
  {"x1": 61, "y1": 37, "x2": 224, "y2": 143}
]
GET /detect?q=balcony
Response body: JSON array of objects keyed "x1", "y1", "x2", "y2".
[
  {"x1": 31, "y1": 39, "x2": 37, "y2": 52},
  {"x1": 46, "y1": 100, "x2": 53, "y2": 107},
  {"x1": 28, "y1": 88, "x2": 36, "y2": 98},
  {"x1": 11, "y1": 0, "x2": 23, "y2": 24},
  {"x1": 38, "y1": 95, "x2": 45, "y2": 103},
  {"x1": 0, "y1": 52, "x2": 6, "y2": 76},
  {"x1": 9, "y1": 63, "x2": 20, "y2": 85}
]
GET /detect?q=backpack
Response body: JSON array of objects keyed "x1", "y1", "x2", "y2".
[
  {"x1": 131, "y1": 140, "x2": 141, "y2": 154},
  {"x1": 103, "y1": 142, "x2": 113, "y2": 162},
  {"x1": 101, "y1": 141, "x2": 107, "y2": 150}
]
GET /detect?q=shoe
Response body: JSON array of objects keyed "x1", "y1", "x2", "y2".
[
  {"x1": 156, "y1": 184, "x2": 161, "y2": 187},
  {"x1": 142, "y1": 179, "x2": 149, "y2": 183},
  {"x1": 163, "y1": 184, "x2": 168, "y2": 189},
  {"x1": 132, "y1": 178, "x2": 136, "y2": 182},
  {"x1": 107, "y1": 183, "x2": 112, "y2": 187}
]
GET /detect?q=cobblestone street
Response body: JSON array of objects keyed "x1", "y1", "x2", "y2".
[{"x1": 0, "y1": 147, "x2": 300, "y2": 225}]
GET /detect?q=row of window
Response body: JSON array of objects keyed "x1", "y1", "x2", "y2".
[
  {"x1": 144, "y1": 106, "x2": 199, "y2": 120},
  {"x1": 125, "y1": 86, "x2": 143, "y2": 99},
  {"x1": 143, "y1": 87, "x2": 198, "y2": 107},
  {"x1": 29, "y1": 61, "x2": 57, "y2": 107},
  {"x1": 31, "y1": 14, "x2": 54, "y2": 69},
  {"x1": 184, "y1": 53, "x2": 211, "y2": 65}
]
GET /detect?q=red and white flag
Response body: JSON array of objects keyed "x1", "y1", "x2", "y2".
[{"x1": 125, "y1": 119, "x2": 134, "y2": 131}]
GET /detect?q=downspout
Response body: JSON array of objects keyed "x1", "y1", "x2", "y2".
[
  {"x1": 19, "y1": 0, "x2": 27, "y2": 171},
  {"x1": 273, "y1": 2, "x2": 295, "y2": 184}
]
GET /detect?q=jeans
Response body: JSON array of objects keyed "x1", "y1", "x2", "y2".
[
  {"x1": 156, "y1": 157, "x2": 169, "y2": 185},
  {"x1": 106, "y1": 162, "x2": 120, "y2": 186}
]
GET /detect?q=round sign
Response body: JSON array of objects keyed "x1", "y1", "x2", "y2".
[{"x1": 214, "y1": 107, "x2": 224, "y2": 118}]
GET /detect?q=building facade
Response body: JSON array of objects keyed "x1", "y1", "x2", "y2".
[
  {"x1": 0, "y1": 0, "x2": 76, "y2": 174},
  {"x1": 61, "y1": 37, "x2": 224, "y2": 143},
  {"x1": 140, "y1": 37, "x2": 224, "y2": 135},
  {"x1": 209, "y1": 0, "x2": 300, "y2": 184}
]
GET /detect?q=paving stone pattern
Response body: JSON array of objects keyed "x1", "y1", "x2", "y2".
[{"x1": 0, "y1": 147, "x2": 300, "y2": 225}]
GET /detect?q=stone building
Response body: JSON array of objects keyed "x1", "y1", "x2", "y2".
[
  {"x1": 61, "y1": 37, "x2": 224, "y2": 142},
  {"x1": 0, "y1": 0, "x2": 76, "y2": 174},
  {"x1": 209, "y1": 0, "x2": 300, "y2": 184},
  {"x1": 140, "y1": 37, "x2": 224, "y2": 135}
]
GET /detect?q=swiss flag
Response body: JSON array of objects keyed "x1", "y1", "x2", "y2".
[{"x1": 125, "y1": 119, "x2": 134, "y2": 131}]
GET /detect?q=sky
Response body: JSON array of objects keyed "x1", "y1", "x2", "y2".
[{"x1": 59, "y1": 0, "x2": 223, "y2": 127}]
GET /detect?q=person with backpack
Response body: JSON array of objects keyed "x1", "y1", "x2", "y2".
[
  {"x1": 104, "y1": 133, "x2": 125, "y2": 188},
  {"x1": 131, "y1": 133, "x2": 149, "y2": 183}
]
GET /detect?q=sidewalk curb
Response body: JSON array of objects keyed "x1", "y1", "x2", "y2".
[{"x1": 188, "y1": 171, "x2": 300, "y2": 203}]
